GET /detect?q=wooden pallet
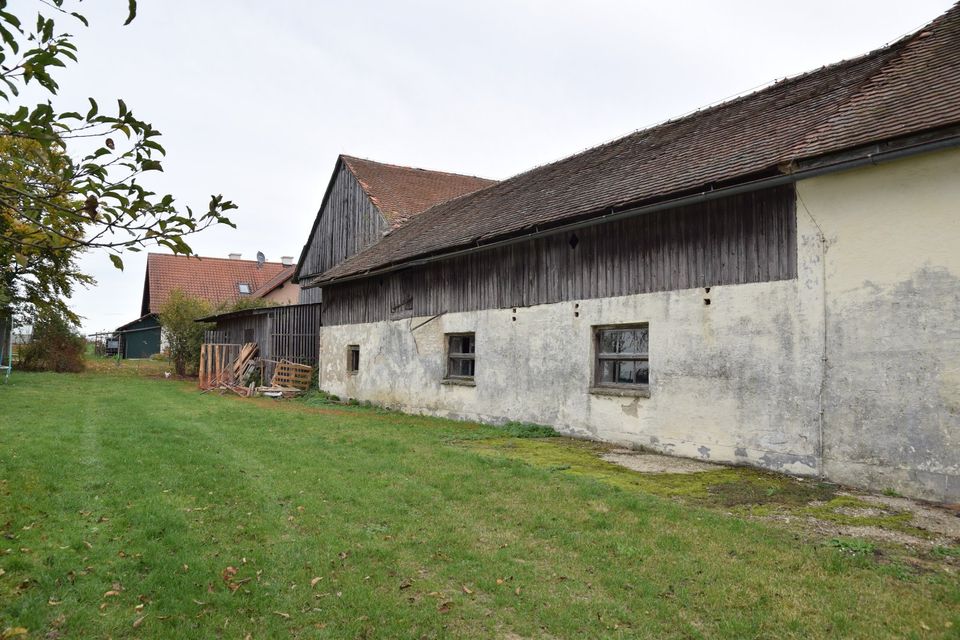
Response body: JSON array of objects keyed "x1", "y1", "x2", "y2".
[{"x1": 270, "y1": 360, "x2": 313, "y2": 391}]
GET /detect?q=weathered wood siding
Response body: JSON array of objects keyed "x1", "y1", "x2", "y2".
[
  {"x1": 204, "y1": 303, "x2": 321, "y2": 380},
  {"x1": 297, "y1": 165, "x2": 388, "y2": 289},
  {"x1": 298, "y1": 284, "x2": 323, "y2": 304},
  {"x1": 321, "y1": 186, "x2": 797, "y2": 325}
]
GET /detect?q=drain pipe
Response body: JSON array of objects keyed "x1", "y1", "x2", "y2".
[{"x1": 798, "y1": 192, "x2": 828, "y2": 478}]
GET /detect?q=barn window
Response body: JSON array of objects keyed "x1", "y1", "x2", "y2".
[
  {"x1": 238, "y1": 283, "x2": 251, "y2": 295},
  {"x1": 243, "y1": 328, "x2": 254, "y2": 343},
  {"x1": 445, "y1": 333, "x2": 475, "y2": 381},
  {"x1": 593, "y1": 324, "x2": 649, "y2": 391},
  {"x1": 347, "y1": 345, "x2": 360, "y2": 374}
]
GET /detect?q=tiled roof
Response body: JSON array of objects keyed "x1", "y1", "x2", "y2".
[
  {"x1": 340, "y1": 155, "x2": 496, "y2": 227},
  {"x1": 141, "y1": 253, "x2": 289, "y2": 315},
  {"x1": 251, "y1": 265, "x2": 295, "y2": 298},
  {"x1": 315, "y1": 2, "x2": 960, "y2": 284}
]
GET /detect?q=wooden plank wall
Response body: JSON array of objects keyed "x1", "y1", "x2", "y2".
[
  {"x1": 269, "y1": 304, "x2": 321, "y2": 376},
  {"x1": 321, "y1": 186, "x2": 797, "y2": 326},
  {"x1": 206, "y1": 304, "x2": 321, "y2": 381},
  {"x1": 297, "y1": 166, "x2": 388, "y2": 285}
]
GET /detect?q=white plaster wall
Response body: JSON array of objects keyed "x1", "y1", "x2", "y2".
[
  {"x1": 320, "y1": 275, "x2": 823, "y2": 477},
  {"x1": 798, "y1": 147, "x2": 960, "y2": 500}
]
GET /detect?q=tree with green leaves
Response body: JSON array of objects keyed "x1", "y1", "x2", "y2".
[
  {"x1": 0, "y1": 0, "x2": 236, "y2": 324},
  {"x1": 158, "y1": 289, "x2": 212, "y2": 376}
]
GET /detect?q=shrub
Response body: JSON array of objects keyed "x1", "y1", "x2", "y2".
[
  {"x1": 17, "y1": 309, "x2": 85, "y2": 372},
  {"x1": 158, "y1": 289, "x2": 212, "y2": 376}
]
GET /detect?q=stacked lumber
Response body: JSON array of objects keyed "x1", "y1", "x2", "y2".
[
  {"x1": 199, "y1": 343, "x2": 242, "y2": 389},
  {"x1": 199, "y1": 348, "x2": 314, "y2": 400},
  {"x1": 199, "y1": 342, "x2": 259, "y2": 395},
  {"x1": 233, "y1": 343, "x2": 259, "y2": 384}
]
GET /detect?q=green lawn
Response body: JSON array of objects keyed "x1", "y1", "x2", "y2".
[{"x1": 1, "y1": 372, "x2": 958, "y2": 639}]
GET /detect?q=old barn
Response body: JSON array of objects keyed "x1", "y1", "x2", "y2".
[{"x1": 302, "y1": 6, "x2": 960, "y2": 502}]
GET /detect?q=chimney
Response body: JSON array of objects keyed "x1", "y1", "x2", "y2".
[
  {"x1": 228, "y1": 253, "x2": 242, "y2": 260},
  {"x1": 281, "y1": 256, "x2": 294, "y2": 266}
]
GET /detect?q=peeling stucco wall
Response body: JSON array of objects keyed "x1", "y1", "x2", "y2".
[
  {"x1": 799, "y1": 147, "x2": 960, "y2": 501},
  {"x1": 318, "y1": 147, "x2": 960, "y2": 502},
  {"x1": 320, "y1": 277, "x2": 824, "y2": 478}
]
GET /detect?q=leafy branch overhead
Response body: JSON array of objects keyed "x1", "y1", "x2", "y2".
[{"x1": 0, "y1": 0, "x2": 235, "y2": 313}]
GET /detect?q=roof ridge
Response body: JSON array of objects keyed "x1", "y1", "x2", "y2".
[
  {"x1": 459, "y1": 41, "x2": 918, "y2": 195},
  {"x1": 147, "y1": 252, "x2": 287, "y2": 266},
  {"x1": 785, "y1": 3, "x2": 956, "y2": 160},
  {"x1": 314, "y1": 2, "x2": 960, "y2": 285},
  {"x1": 340, "y1": 154, "x2": 496, "y2": 183}
]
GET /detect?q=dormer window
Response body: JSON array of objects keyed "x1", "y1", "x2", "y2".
[{"x1": 238, "y1": 283, "x2": 251, "y2": 295}]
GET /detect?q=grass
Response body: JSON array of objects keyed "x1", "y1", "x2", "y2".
[{"x1": 1, "y1": 372, "x2": 958, "y2": 639}]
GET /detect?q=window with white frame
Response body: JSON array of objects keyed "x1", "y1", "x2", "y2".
[{"x1": 593, "y1": 324, "x2": 649, "y2": 389}]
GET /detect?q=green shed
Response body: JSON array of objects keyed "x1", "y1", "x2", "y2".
[{"x1": 116, "y1": 314, "x2": 162, "y2": 359}]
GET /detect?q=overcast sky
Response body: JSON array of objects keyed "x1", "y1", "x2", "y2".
[{"x1": 49, "y1": 0, "x2": 954, "y2": 333}]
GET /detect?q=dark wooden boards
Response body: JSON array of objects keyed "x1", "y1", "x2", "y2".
[{"x1": 322, "y1": 186, "x2": 798, "y2": 326}]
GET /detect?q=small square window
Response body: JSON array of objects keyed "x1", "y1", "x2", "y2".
[
  {"x1": 347, "y1": 345, "x2": 360, "y2": 374},
  {"x1": 594, "y1": 324, "x2": 649, "y2": 389},
  {"x1": 445, "y1": 333, "x2": 475, "y2": 380},
  {"x1": 238, "y1": 283, "x2": 251, "y2": 295}
]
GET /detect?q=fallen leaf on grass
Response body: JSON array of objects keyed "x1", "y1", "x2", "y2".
[
  {"x1": 310, "y1": 577, "x2": 323, "y2": 587},
  {"x1": 132, "y1": 615, "x2": 147, "y2": 628},
  {"x1": 1, "y1": 628, "x2": 28, "y2": 638},
  {"x1": 399, "y1": 579, "x2": 412, "y2": 590},
  {"x1": 438, "y1": 601, "x2": 454, "y2": 614},
  {"x1": 515, "y1": 587, "x2": 521, "y2": 596},
  {"x1": 273, "y1": 611, "x2": 290, "y2": 619},
  {"x1": 461, "y1": 585, "x2": 473, "y2": 595},
  {"x1": 103, "y1": 590, "x2": 120, "y2": 598}
]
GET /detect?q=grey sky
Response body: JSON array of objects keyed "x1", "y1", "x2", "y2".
[{"x1": 55, "y1": 0, "x2": 953, "y2": 333}]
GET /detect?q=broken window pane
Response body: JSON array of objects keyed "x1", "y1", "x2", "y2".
[
  {"x1": 598, "y1": 327, "x2": 648, "y2": 355},
  {"x1": 446, "y1": 333, "x2": 476, "y2": 379},
  {"x1": 597, "y1": 359, "x2": 649, "y2": 385},
  {"x1": 347, "y1": 345, "x2": 360, "y2": 373},
  {"x1": 449, "y1": 335, "x2": 475, "y2": 355},
  {"x1": 449, "y1": 357, "x2": 475, "y2": 378},
  {"x1": 595, "y1": 324, "x2": 649, "y2": 389}
]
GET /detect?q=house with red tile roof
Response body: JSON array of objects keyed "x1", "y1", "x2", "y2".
[
  {"x1": 115, "y1": 253, "x2": 297, "y2": 358},
  {"x1": 139, "y1": 253, "x2": 294, "y2": 316},
  {"x1": 308, "y1": 3, "x2": 960, "y2": 502}
]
